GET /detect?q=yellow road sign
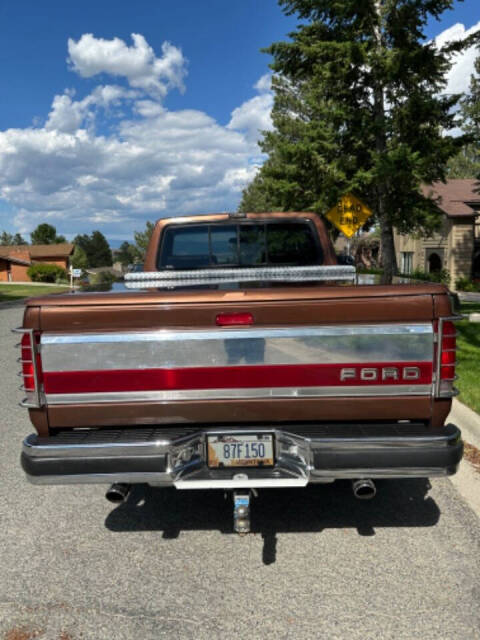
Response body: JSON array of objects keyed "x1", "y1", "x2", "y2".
[{"x1": 325, "y1": 193, "x2": 372, "y2": 238}]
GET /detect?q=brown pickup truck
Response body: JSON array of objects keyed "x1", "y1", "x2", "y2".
[{"x1": 16, "y1": 212, "x2": 463, "y2": 532}]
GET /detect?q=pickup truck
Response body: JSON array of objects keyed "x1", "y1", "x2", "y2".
[{"x1": 16, "y1": 212, "x2": 463, "y2": 533}]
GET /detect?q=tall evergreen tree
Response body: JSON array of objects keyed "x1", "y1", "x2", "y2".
[
  {"x1": 250, "y1": 0, "x2": 478, "y2": 282},
  {"x1": 116, "y1": 241, "x2": 138, "y2": 267},
  {"x1": 238, "y1": 172, "x2": 279, "y2": 212},
  {"x1": 133, "y1": 221, "x2": 155, "y2": 260},
  {"x1": 0, "y1": 231, "x2": 27, "y2": 245},
  {"x1": 448, "y1": 53, "x2": 480, "y2": 180},
  {"x1": 461, "y1": 54, "x2": 480, "y2": 139},
  {"x1": 31, "y1": 223, "x2": 66, "y2": 245},
  {"x1": 73, "y1": 231, "x2": 112, "y2": 267}
]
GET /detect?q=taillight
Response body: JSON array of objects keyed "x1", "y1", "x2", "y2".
[
  {"x1": 440, "y1": 321, "x2": 456, "y2": 381},
  {"x1": 435, "y1": 318, "x2": 459, "y2": 397},
  {"x1": 16, "y1": 329, "x2": 43, "y2": 406},
  {"x1": 216, "y1": 312, "x2": 254, "y2": 326}
]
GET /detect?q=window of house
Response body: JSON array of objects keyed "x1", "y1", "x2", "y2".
[{"x1": 401, "y1": 252, "x2": 413, "y2": 274}]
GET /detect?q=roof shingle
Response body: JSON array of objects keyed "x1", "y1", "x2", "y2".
[
  {"x1": 422, "y1": 179, "x2": 480, "y2": 217},
  {"x1": 0, "y1": 243, "x2": 74, "y2": 261}
]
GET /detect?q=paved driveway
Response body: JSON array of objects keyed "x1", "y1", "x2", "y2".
[{"x1": 1, "y1": 306, "x2": 479, "y2": 640}]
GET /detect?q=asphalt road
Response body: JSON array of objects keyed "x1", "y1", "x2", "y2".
[{"x1": 1, "y1": 305, "x2": 480, "y2": 640}]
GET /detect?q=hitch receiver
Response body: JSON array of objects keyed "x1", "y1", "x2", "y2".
[{"x1": 233, "y1": 490, "x2": 251, "y2": 534}]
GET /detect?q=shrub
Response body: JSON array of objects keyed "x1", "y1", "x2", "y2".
[
  {"x1": 356, "y1": 266, "x2": 383, "y2": 275},
  {"x1": 455, "y1": 277, "x2": 480, "y2": 292},
  {"x1": 404, "y1": 268, "x2": 450, "y2": 285},
  {"x1": 27, "y1": 263, "x2": 67, "y2": 283},
  {"x1": 89, "y1": 270, "x2": 116, "y2": 285}
]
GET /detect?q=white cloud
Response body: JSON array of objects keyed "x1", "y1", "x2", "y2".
[
  {"x1": 0, "y1": 35, "x2": 271, "y2": 240},
  {"x1": 45, "y1": 85, "x2": 133, "y2": 133},
  {"x1": 227, "y1": 73, "x2": 273, "y2": 142},
  {"x1": 67, "y1": 34, "x2": 187, "y2": 98},
  {"x1": 435, "y1": 21, "x2": 480, "y2": 95}
]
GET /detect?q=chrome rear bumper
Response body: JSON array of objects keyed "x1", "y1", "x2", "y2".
[{"x1": 21, "y1": 423, "x2": 463, "y2": 488}]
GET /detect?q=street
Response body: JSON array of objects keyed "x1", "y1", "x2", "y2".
[{"x1": 1, "y1": 305, "x2": 480, "y2": 640}]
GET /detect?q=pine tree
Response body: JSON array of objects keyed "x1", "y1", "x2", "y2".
[
  {"x1": 72, "y1": 231, "x2": 112, "y2": 267},
  {"x1": 116, "y1": 241, "x2": 138, "y2": 267},
  {"x1": 133, "y1": 221, "x2": 155, "y2": 260},
  {"x1": 0, "y1": 231, "x2": 27, "y2": 245},
  {"x1": 31, "y1": 223, "x2": 66, "y2": 245},
  {"x1": 88, "y1": 231, "x2": 113, "y2": 267},
  {"x1": 238, "y1": 171, "x2": 279, "y2": 212},
  {"x1": 250, "y1": 0, "x2": 479, "y2": 283},
  {"x1": 448, "y1": 54, "x2": 480, "y2": 180}
]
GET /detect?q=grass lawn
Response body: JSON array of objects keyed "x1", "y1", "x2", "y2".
[
  {"x1": 0, "y1": 284, "x2": 70, "y2": 303},
  {"x1": 456, "y1": 303, "x2": 480, "y2": 414}
]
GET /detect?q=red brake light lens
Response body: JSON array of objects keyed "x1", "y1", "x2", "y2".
[
  {"x1": 216, "y1": 312, "x2": 254, "y2": 327},
  {"x1": 21, "y1": 333, "x2": 34, "y2": 391},
  {"x1": 20, "y1": 332, "x2": 42, "y2": 392},
  {"x1": 440, "y1": 321, "x2": 456, "y2": 381}
]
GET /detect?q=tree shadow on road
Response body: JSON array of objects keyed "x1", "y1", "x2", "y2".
[{"x1": 105, "y1": 478, "x2": 439, "y2": 564}]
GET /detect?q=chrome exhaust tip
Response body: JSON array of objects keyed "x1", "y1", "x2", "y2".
[
  {"x1": 352, "y1": 479, "x2": 376, "y2": 500},
  {"x1": 105, "y1": 483, "x2": 131, "y2": 504}
]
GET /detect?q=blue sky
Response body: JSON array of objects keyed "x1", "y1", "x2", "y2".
[{"x1": 0, "y1": 0, "x2": 479, "y2": 246}]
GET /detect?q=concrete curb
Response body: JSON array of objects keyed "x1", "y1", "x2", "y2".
[{"x1": 448, "y1": 398, "x2": 480, "y2": 449}]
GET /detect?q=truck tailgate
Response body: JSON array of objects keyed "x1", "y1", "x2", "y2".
[{"x1": 22, "y1": 284, "x2": 454, "y2": 430}]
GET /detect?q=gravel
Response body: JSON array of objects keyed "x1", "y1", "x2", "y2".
[{"x1": 1, "y1": 306, "x2": 480, "y2": 640}]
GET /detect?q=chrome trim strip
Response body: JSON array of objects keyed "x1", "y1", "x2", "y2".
[
  {"x1": 23, "y1": 435, "x2": 172, "y2": 458},
  {"x1": 23, "y1": 467, "x2": 456, "y2": 486},
  {"x1": 41, "y1": 323, "x2": 434, "y2": 373},
  {"x1": 44, "y1": 384, "x2": 432, "y2": 405},
  {"x1": 42, "y1": 323, "x2": 433, "y2": 344},
  {"x1": 308, "y1": 467, "x2": 455, "y2": 479},
  {"x1": 174, "y1": 478, "x2": 308, "y2": 489},
  {"x1": 25, "y1": 472, "x2": 173, "y2": 486}
]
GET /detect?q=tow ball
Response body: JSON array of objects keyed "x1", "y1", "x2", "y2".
[{"x1": 233, "y1": 489, "x2": 256, "y2": 534}]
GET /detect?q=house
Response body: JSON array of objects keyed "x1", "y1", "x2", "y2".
[
  {"x1": 0, "y1": 243, "x2": 74, "y2": 282},
  {"x1": 394, "y1": 179, "x2": 480, "y2": 288}
]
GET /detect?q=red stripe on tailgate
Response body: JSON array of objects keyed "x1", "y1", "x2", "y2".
[{"x1": 43, "y1": 362, "x2": 433, "y2": 394}]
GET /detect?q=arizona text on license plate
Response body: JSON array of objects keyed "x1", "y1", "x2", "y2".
[{"x1": 207, "y1": 434, "x2": 274, "y2": 468}]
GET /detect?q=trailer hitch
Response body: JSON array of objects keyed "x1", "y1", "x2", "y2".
[{"x1": 233, "y1": 489, "x2": 257, "y2": 534}]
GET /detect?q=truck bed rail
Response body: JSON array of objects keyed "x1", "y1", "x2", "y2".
[{"x1": 124, "y1": 265, "x2": 356, "y2": 288}]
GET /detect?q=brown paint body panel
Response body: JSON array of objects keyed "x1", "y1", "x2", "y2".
[
  {"x1": 38, "y1": 293, "x2": 436, "y2": 332},
  {"x1": 19, "y1": 212, "x2": 455, "y2": 433},
  {"x1": 47, "y1": 397, "x2": 435, "y2": 429}
]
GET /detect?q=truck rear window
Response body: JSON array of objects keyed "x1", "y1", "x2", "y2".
[{"x1": 158, "y1": 221, "x2": 322, "y2": 269}]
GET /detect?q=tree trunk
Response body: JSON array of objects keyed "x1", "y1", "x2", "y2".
[
  {"x1": 373, "y1": 0, "x2": 397, "y2": 285},
  {"x1": 379, "y1": 212, "x2": 397, "y2": 284}
]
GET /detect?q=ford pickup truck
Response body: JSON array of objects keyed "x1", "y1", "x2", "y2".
[{"x1": 16, "y1": 212, "x2": 463, "y2": 532}]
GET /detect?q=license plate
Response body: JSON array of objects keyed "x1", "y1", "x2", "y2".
[{"x1": 207, "y1": 434, "x2": 274, "y2": 468}]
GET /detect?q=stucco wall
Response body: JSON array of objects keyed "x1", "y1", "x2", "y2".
[
  {"x1": 449, "y1": 219, "x2": 475, "y2": 285},
  {"x1": 394, "y1": 218, "x2": 450, "y2": 273}
]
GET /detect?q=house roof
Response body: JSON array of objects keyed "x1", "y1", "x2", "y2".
[
  {"x1": 0, "y1": 243, "x2": 74, "y2": 261},
  {"x1": 422, "y1": 179, "x2": 480, "y2": 218},
  {"x1": 0, "y1": 252, "x2": 31, "y2": 266},
  {"x1": 28, "y1": 243, "x2": 74, "y2": 258}
]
